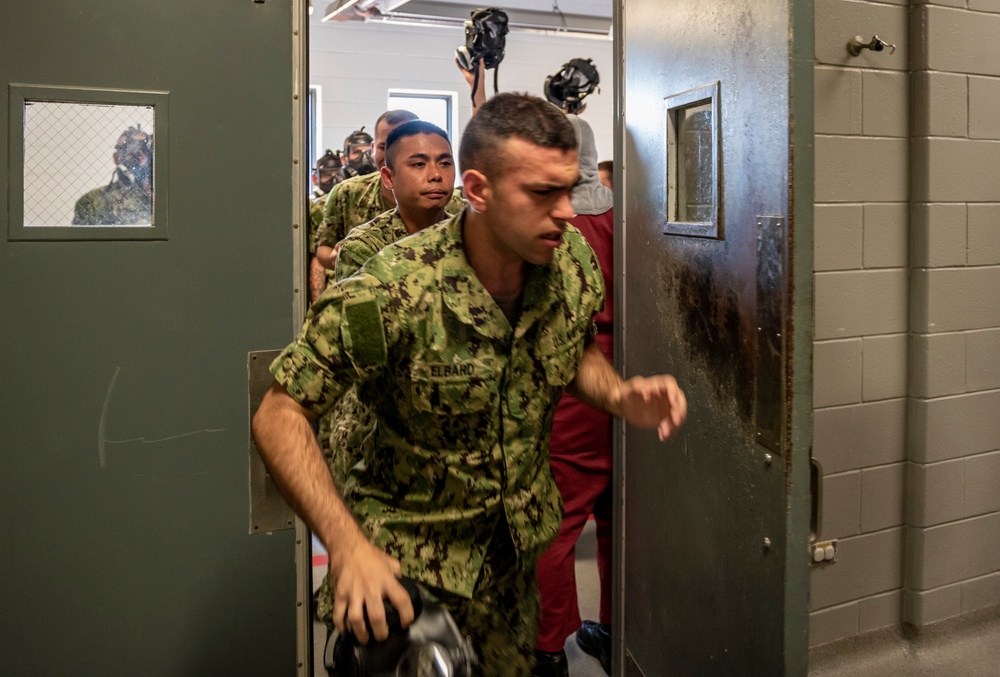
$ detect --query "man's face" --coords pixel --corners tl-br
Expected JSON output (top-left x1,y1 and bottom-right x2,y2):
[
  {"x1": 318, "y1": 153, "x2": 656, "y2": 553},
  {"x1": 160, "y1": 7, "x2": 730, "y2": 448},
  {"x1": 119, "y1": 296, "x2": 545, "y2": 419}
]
[
  {"x1": 479, "y1": 138, "x2": 578, "y2": 266},
  {"x1": 373, "y1": 119, "x2": 405, "y2": 170},
  {"x1": 384, "y1": 133, "x2": 455, "y2": 214}
]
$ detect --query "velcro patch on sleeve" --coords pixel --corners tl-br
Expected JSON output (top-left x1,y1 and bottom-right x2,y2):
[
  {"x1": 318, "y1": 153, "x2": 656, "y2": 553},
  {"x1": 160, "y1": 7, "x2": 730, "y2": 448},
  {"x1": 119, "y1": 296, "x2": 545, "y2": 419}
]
[{"x1": 343, "y1": 298, "x2": 387, "y2": 367}]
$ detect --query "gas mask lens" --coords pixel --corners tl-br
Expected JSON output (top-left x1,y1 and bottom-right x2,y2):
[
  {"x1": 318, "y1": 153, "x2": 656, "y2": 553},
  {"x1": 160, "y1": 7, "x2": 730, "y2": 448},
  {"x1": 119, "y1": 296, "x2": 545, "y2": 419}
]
[{"x1": 398, "y1": 643, "x2": 453, "y2": 677}]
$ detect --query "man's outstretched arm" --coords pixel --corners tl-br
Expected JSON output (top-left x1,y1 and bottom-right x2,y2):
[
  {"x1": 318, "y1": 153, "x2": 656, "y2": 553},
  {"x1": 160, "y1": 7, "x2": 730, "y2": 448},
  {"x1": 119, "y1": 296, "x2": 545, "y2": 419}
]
[
  {"x1": 251, "y1": 382, "x2": 414, "y2": 641},
  {"x1": 567, "y1": 342, "x2": 688, "y2": 441}
]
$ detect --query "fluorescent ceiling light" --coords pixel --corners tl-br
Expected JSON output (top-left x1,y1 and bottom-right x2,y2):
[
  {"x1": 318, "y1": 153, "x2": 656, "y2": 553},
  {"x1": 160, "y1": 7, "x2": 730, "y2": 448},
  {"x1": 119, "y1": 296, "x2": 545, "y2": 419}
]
[
  {"x1": 367, "y1": 12, "x2": 610, "y2": 40},
  {"x1": 322, "y1": 0, "x2": 361, "y2": 21}
]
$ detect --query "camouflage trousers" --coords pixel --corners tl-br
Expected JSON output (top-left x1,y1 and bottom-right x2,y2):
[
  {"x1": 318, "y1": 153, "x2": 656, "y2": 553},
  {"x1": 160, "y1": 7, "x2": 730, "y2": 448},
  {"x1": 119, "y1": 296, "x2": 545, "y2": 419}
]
[{"x1": 316, "y1": 523, "x2": 541, "y2": 676}]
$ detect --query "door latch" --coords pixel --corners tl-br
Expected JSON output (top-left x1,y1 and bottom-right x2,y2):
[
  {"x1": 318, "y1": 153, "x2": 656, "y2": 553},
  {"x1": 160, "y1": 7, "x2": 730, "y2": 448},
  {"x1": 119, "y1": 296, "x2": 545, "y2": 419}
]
[{"x1": 847, "y1": 35, "x2": 896, "y2": 57}]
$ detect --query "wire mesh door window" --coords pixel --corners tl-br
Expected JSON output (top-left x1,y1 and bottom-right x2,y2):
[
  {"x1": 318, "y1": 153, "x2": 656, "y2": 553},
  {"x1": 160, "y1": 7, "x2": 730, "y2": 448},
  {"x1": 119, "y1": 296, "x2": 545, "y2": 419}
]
[{"x1": 23, "y1": 101, "x2": 155, "y2": 227}]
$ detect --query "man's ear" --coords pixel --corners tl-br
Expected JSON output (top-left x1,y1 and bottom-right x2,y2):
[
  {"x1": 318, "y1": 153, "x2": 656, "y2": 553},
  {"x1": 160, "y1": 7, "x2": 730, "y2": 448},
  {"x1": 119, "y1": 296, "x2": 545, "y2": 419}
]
[
  {"x1": 461, "y1": 168, "x2": 490, "y2": 213},
  {"x1": 380, "y1": 165, "x2": 394, "y2": 192}
]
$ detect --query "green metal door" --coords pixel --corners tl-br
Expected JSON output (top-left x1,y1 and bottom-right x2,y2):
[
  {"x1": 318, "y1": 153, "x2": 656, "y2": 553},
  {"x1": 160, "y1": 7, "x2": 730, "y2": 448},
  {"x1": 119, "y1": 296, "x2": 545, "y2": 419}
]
[
  {"x1": 614, "y1": 0, "x2": 814, "y2": 674},
  {"x1": 0, "y1": 2, "x2": 301, "y2": 674}
]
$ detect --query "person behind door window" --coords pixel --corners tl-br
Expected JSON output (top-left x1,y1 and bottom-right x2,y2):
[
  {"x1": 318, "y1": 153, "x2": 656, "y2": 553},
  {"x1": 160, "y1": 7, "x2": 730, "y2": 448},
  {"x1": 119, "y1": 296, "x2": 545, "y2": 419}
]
[
  {"x1": 251, "y1": 93, "x2": 687, "y2": 676},
  {"x1": 313, "y1": 110, "x2": 465, "y2": 275},
  {"x1": 315, "y1": 119, "x2": 457, "y2": 500},
  {"x1": 597, "y1": 160, "x2": 613, "y2": 191},
  {"x1": 309, "y1": 149, "x2": 345, "y2": 302},
  {"x1": 73, "y1": 125, "x2": 152, "y2": 225},
  {"x1": 533, "y1": 115, "x2": 616, "y2": 677}
]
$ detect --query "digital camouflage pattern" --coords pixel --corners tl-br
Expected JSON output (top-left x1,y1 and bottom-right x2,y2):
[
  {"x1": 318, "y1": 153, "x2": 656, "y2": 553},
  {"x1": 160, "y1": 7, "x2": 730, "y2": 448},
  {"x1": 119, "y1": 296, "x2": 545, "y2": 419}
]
[
  {"x1": 317, "y1": 170, "x2": 466, "y2": 249},
  {"x1": 272, "y1": 210, "x2": 603, "y2": 663},
  {"x1": 72, "y1": 181, "x2": 151, "y2": 225},
  {"x1": 315, "y1": 208, "x2": 413, "y2": 484},
  {"x1": 308, "y1": 188, "x2": 329, "y2": 255},
  {"x1": 316, "y1": 520, "x2": 542, "y2": 676},
  {"x1": 334, "y1": 208, "x2": 412, "y2": 279},
  {"x1": 273, "y1": 209, "x2": 604, "y2": 593},
  {"x1": 316, "y1": 172, "x2": 392, "y2": 249}
]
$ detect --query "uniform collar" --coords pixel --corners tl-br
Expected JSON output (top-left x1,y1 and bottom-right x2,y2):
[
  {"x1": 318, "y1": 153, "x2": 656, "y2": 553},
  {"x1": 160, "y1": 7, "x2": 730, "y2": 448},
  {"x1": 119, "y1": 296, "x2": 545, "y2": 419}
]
[
  {"x1": 439, "y1": 212, "x2": 565, "y2": 341},
  {"x1": 361, "y1": 170, "x2": 394, "y2": 213}
]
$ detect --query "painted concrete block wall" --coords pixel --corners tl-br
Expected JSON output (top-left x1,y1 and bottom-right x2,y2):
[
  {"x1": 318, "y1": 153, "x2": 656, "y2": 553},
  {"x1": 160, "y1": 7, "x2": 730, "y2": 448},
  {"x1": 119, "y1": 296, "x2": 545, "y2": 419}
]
[
  {"x1": 811, "y1": 0, "x2": 1000, "y2": 648},
  {"x1": 307, "y1": 17, "x2": 614, "y2": 170},
  {"x1": 906, "y1": 0, "x2": 1000, "y2": 629},
  {"x1": 810, "y1": 0, "x2": 911, "y2": 647}
]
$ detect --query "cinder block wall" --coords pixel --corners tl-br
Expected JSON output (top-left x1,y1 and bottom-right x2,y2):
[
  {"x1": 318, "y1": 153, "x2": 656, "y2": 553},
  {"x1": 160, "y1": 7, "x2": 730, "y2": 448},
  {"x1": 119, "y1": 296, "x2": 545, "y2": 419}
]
[
  {"x1": 810, "y1": 0, "x2": 1000, "y2": 647},
  {"x1": 905, "y1": 0, "x2": 1000, "y2": 627}
]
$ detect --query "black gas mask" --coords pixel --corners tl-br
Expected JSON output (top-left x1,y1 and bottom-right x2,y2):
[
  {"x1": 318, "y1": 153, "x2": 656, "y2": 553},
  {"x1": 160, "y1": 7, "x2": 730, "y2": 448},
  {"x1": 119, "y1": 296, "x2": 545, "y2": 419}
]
[
  {"x1": 342, "y1": 127, "x2": 377, "y2": 179},
  {"x1": 455, "y1": 7, "x2": 509, "y2": 106},
  {"x1": 544, "y1": 58, "x2": 601, "y2": 114},
  {"x1": 113, "y1": 126, "x2": 153, "y2": 188},
  {"x1": 315, "y1": 149, "x2": 344, "y2": 193},
  {"x1": 324, "y1": 578, "x2": 477, "y2": 677}
]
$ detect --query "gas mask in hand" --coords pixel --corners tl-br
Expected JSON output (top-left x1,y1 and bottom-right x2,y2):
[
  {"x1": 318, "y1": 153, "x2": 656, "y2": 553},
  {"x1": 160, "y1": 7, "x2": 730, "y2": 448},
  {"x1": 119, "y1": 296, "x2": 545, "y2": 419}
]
[{"x1": 325, "y1": 578, "x2": 477, "y2": 677}]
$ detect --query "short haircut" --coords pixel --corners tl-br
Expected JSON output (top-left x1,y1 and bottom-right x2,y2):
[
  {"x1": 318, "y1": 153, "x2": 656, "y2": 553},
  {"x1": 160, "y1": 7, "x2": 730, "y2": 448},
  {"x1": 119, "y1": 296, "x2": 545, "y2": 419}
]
[
  {"x1": 384, "y1": 120, "x2": 451, "y2": 169},
  {"x1": 375, "y1": 109, "x2": 419, "y2": 133},
  {"x1": 598, "y1": 160, "x2": 613, "y2": 173},
  {"x1": 459, "y1": 92, "x2": 576, "y2": 179}
]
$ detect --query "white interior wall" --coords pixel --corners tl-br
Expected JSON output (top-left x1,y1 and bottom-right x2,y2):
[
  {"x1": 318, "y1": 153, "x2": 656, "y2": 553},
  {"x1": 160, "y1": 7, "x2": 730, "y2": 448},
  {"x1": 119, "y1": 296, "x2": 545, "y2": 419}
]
[{"x1": 308, "y1": 18, "x2": 614, "y2": 168}]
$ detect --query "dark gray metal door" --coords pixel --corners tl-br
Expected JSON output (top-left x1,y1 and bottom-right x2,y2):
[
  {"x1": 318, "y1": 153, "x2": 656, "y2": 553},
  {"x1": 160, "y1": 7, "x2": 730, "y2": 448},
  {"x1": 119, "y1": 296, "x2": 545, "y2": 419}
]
[
  {"x1": 0, "y1": 2, "x2": 301, "y2": 674},
  {"x1": 614, "y1": 0, "x2": 813, "y2": 674}
]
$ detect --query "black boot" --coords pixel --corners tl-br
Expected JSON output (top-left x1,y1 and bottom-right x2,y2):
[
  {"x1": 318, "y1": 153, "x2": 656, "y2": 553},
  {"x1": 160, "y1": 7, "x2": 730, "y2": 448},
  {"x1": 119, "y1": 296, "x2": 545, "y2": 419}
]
[
  {"x1": 533, "y1": 648, "x2": 569, "y2": 677},
  {"x1": 575, "y1": 620, "x2": 611, "y2": 675}
]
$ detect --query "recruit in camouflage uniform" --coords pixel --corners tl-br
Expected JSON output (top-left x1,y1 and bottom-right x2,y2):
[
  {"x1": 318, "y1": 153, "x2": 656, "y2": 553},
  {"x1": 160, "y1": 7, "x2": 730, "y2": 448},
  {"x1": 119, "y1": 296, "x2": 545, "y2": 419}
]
[
  {"x1": 271, "y1": 210, "x2": 605, "y2": 675},
  {"x1": 73, "y1": 181, "x2": 151, "y2": 225},
  {"x1": 316, "y1": 169, "x2": 465, "y2": 250}
]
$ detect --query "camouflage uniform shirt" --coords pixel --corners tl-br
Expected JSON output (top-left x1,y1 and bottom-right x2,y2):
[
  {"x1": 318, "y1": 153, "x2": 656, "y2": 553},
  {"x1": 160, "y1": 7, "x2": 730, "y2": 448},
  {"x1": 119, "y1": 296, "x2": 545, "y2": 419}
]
[
  {"x1": 319, "y1": 208, "x2": 464, "y2": 483},
  {"x1": 308, "y1": 188, "x2": 329, "y2": 255},
  {"x1": 317, "y1": 170, "x2": 466, "y2": 249},
  {"x1": 272, "y1": 210, "x2": 605, "y2": 598},
  {"x1": 73, "y1": 181, "x2": 151, "y2": 225}
]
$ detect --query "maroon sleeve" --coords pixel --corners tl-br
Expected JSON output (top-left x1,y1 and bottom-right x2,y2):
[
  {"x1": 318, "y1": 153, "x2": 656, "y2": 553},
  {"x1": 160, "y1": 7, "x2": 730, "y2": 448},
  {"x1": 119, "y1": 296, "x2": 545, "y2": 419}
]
[{"x1": 570, "y1": 209, "x2": 614, "y2": 336}]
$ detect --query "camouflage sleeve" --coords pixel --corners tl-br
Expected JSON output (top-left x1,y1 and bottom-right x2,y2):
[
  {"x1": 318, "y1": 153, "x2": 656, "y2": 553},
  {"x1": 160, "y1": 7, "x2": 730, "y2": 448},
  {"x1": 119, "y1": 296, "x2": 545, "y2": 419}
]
[
  {"x1": 308, "y1": 199, "x2": 325, "y2": 254},
  {"x1": 72, "y1": 192, "x2": 98, "y2": 225},
  {"x1": 445, "y1": 189, "x2": 466, "y2": 216},
  {"x1": 333, "y1": 238, "x2": 371, "y2": 281},
  {"x1": 269, "y1": 275, "x2": 393, "y2": 415},
  {"x1": 568, "y1": 226, "x2": 606, "y2": 345},
  {"x1": 317, "y1": 184, "x2": 346, "y2": 249}
]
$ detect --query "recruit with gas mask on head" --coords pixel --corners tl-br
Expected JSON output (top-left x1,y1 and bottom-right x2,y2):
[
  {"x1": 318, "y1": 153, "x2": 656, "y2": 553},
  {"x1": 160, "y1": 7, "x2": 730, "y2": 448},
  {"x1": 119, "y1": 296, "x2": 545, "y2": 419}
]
[
  {"x1": 113, "y1": 126, "x2": 153, "y2": 189},
  {"x1": 339, "y1": 127, "x2": 378, "y2": 180},
  {"x1": 544, "y1": 57, "x2": 600, "y2": 115},
  {"x1": 455, "y1": 7, "x2": 509, "y2": 107},
  {"x1": 324, "y1": 577, "x2": 476, "y2": 677}
]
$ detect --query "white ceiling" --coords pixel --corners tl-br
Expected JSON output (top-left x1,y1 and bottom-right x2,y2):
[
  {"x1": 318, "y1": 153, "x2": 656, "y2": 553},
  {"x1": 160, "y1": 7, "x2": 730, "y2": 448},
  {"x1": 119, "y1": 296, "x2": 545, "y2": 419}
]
[
  {"x1": 421, "y1": 0, "x2": 612, "y2": 19},
  {"x1": 313, "y1": 0, "x2": 612, "y2": 31}
]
